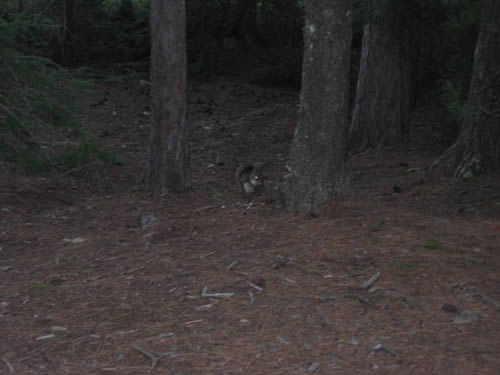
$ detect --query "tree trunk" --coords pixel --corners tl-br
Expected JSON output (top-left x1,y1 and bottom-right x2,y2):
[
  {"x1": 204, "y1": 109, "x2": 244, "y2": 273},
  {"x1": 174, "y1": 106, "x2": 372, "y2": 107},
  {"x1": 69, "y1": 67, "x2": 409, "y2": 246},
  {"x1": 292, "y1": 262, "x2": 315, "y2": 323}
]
[
  {"x1": 432, "y1": 0, "x2": 500, "y2": 177},
  {"x1": 348, "y1": 2, "x2": 412, "y2": 153},
  {"x1": 283, "y1": 0, "x2": 352, "y2": 212},
  {"x1": 144, "y1": 0, "x2": 191, "y2": 193}
]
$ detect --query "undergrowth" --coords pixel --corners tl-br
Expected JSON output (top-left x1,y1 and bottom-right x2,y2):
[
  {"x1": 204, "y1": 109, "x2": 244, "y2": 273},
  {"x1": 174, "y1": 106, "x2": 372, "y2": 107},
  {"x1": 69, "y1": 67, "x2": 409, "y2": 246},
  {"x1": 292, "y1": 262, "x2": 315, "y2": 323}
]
[{"x1": 0, "y1": 15, "x2": 124, "y2": 174}]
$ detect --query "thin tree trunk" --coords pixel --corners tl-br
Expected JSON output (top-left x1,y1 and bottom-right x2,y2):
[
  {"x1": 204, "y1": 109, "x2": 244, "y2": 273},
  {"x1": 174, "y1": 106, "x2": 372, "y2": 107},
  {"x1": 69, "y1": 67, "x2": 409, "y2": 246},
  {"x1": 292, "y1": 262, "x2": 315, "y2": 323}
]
[
  {"x1": 144, "y1": 0, "x2": 191, "y2": 193},
  {"x1": 283, "y1": 0, "x2": 352, "y2": 212},
  {"x1": 431, "y1": 0, "x2": 500, "y2": 177},
  {"x1": 348, "y1": 2, "x2": 412, "y2": 152}
]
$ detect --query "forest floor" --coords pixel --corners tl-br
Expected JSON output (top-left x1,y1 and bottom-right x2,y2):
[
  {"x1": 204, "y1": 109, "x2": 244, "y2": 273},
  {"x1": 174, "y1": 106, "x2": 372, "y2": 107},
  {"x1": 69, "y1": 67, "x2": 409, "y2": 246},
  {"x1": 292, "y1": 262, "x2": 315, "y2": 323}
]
[{"x1": 1, "y1": 71, "x2": 499, "y2": 375}]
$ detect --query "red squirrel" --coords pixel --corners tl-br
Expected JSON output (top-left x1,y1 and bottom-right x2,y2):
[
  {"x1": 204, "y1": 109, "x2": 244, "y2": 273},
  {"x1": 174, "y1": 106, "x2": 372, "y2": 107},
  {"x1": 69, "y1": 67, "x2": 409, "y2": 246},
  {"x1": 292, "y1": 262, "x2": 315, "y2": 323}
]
[{"x1": 235, "y1": 162, "x2": 266, "y2": 194}]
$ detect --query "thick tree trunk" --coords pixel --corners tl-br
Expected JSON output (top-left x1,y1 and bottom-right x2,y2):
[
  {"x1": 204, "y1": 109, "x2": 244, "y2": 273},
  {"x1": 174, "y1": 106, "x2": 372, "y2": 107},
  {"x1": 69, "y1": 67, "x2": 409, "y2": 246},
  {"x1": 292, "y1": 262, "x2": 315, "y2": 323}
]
[
  {"x1": 432, "y1": 0, "x2": 500, "y2": 177},
  {"x1": 283, "y1": 0, "x2": 352, "y2": 212},
  {"x1": 144, "y1": 0, "x2": 191, "y2": 193},
  {"x1": 348, "y1": 2, "x2": 412, "y2": 153}
]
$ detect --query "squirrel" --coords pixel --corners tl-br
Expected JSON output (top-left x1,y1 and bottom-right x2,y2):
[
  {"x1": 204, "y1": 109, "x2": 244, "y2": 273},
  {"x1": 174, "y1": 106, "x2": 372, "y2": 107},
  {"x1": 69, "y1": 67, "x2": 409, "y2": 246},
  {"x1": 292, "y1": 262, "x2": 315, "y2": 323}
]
[{"x1": 235, "y1": 162, "x2": 266, "y2": 194}]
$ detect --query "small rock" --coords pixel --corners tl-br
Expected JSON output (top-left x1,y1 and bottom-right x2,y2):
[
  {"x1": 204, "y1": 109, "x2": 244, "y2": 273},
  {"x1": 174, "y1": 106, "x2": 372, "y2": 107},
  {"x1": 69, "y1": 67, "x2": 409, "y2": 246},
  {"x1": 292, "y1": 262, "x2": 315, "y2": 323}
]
[
  {"x1": 140, "y1": 212, "x2": 158, "y2": 229},
  {"x1": 454, "y1": 310, "x2": 479, "y2": 324}
]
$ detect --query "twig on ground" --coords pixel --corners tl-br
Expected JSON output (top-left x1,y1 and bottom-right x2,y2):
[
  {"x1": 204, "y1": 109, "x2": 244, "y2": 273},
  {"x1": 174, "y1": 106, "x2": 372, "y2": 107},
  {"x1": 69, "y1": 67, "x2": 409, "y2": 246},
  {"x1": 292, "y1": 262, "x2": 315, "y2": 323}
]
[
  {"x1": 192, "y1": 203, "x2": 224, "y2": 213},
  {"x1": 343, "y1": 292, "x2": 374, "y2": 305},
  {"x1": 248, "y1": 290, "x2": 255, "y2": 304},
  {"x1": 361, "y1": 272, "x2": 381, "y2": 289},
  {"x1": 201, "y1": 286, "x2": 234, "y2": 298},
  {"x1": 372, "y1": 343, "x2": 399, "y2": 356},
  {"x1": 227, "y1": 260, "x2": 240, "y2": 271},
  {"x1": 247, "y1": 281, "x2": 264, "y2": 292},
  {"x1": 1, "y1": 356, "x2": 14, "y2": 374},
  {"x1": 132, "y1": 345, "x2": 160, "y2": 374}
]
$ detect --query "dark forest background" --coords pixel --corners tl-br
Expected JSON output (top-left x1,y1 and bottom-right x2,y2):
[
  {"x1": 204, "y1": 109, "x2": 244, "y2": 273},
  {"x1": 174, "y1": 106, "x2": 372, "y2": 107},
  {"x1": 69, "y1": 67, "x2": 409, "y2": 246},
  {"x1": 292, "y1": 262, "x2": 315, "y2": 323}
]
[{"x1": 0, "y1": 0, "x2": 482, "y2": 174}]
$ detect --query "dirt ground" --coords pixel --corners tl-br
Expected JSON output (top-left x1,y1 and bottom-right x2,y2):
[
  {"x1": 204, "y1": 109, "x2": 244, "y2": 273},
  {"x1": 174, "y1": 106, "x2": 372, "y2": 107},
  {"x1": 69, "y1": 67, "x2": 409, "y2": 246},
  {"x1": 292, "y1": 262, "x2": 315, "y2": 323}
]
[{"x1": 1, "y1": 74, "x2": 499, "y2": 375}]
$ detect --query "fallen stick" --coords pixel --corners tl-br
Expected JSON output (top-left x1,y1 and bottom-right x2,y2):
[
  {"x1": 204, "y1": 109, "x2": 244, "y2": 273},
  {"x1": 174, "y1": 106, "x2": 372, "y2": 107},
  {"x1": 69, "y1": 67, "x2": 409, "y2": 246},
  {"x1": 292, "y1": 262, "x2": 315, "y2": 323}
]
[
  {"x1": 201, "y1": 286, "x2": 234, "y2": 298},
  {"x1": 132, "y1": 345, "x2": 160, "y2": 374},
  {"x1": 247, "y1": 281, "x2": 263, "y2": 292},
  {"x1": 248, "y1": 290, "x2": 255, "y2": 304},
  {"x1": 361, "y1": 272, "x2": 381, "y2": 289},
  {"x1": 227, "y1": 260, "x2": 240, "y2": 271},
  {"x1": 2, "y1": 356, "x2": 14, "y2": 374},
  {"x1": 193, "y1": 204, "x2": 224, "y2": 213},
  {"x1": 372, "y1": 343, "x2": 399, "y2": 356}
]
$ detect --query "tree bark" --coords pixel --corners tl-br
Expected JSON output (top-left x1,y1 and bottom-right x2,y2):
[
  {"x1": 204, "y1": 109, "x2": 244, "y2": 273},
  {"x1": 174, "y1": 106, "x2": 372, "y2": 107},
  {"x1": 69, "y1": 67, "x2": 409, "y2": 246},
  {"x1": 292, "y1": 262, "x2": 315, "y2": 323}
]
[
  {"x1": 432, "y1": 0, "x2": 500, "y2": 177},
  {"x1": 348, "y1": 2, "x2": 412, "y2": 152},
  {"x1": 283, "y1": 0, "x2": 352, "y2": 212},
  {"x1": 144, "y1": 0, "x2": 191, "y2": 193}
]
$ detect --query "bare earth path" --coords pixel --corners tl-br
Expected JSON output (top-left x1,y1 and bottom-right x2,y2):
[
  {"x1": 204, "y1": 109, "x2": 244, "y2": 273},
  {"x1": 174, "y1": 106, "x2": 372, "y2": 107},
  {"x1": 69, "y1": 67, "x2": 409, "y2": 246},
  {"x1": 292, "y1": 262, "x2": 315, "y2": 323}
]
[{"x1": 1, "y1": 77, "x2": 499, "y2": 374}]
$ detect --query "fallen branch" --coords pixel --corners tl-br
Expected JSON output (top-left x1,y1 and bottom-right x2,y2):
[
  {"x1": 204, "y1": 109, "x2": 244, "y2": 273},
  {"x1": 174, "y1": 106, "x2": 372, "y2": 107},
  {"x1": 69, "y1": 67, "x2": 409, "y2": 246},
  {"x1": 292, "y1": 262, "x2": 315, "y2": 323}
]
[
  {"x1": 193, "y1": 203, "x2": 224, "y2": 213},
  {"x1": 248, "y1": 290, "x2": 255, "y2": 304},
  {"x1": 372, "y1": 343, "x2": 399, "y2": 356},
  {"x1": 227, "y1": 260, "x2": 240, "y2": 271},
  {"x1": 1, "y1": 356, "x2": 14, "y2": 374},
  {"x1": 247, "y1": 281, "x2": 264, "y2": 292},
  {"x1": 132, "y1": 345, "x2": 160, "y2": 374},
  {"x1": 361, "y1": 272, "x2": 381, "y2": 289}
]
